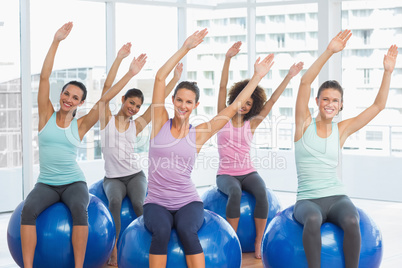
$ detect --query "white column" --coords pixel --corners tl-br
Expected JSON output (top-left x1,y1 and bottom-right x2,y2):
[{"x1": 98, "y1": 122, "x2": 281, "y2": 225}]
[
  {"x1": 106, "y1": 2, "x2": 116, "y2": 72},
  {"x1": 20, "y1": 0, "x2": 33, "y2": 199},
  {"x1": 247, "y1": 0, "x2": 256, "y2": 77},
  {"x1": 177, "y1": 2, "x2": 187, "y2": 80},
  {"x1": 317, "y1": 0, "x2": 342, "y2": 85}
]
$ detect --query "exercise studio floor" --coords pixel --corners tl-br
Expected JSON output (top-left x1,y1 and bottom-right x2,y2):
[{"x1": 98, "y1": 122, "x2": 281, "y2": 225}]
[{"x1": 1, "y1": 190, "x2": 402, "y2": 268}]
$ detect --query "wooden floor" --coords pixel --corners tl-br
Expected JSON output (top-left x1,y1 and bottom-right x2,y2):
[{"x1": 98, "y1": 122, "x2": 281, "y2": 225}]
[{"x1": 102, "y1": 253, "x2": 262, "y2": 267}]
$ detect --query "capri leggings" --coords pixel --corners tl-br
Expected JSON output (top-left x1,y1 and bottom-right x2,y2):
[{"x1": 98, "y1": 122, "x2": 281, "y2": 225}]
[
  {"x1": 216, "y1": 171, "x2": 268, "y2": 219},
  {"x1": 21, "y1": 181, "x2": 89, "y2": 226},
  {"x1": 103, "y1": 170, "x2": 147, "y2": 237},
  {"x1": 143, "y1": 201, "x2": 204, "y2": 255},
  {"x1": 293, "y1": 195, "x2": 361, "y2": 268}
]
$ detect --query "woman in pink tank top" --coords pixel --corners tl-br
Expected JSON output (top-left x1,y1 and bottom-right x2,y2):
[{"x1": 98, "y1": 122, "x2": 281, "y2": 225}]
[
  {"x1": 144, "y1": 29, "x2": 275, "y2": 267},
  {"x1": 216, "y1": 41, "x2": 303, "y2": 259}
]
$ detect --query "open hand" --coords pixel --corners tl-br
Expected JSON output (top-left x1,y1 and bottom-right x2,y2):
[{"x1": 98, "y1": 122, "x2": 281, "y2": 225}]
[
  {"x1": 327, "y1": 29, "x2": 352, "y2": 54},
  {"x1": 226, "y1": 41, "x2": 242, "y2": 58},
  {"x1": 254, "y1": 54, "x2": 275, "y2": 79},
  {"x1": 384, "y1": 44, "x2": 398, "y2": 73},
  {"x1": 129, "y1": 53, "x2": 147, "y2": 76},
  {"x1": 183, "y1": 28, "x2": 208, "y2": 50},
  {"x1": 54, "y1": 22, "x2": 73, "y2": 42}
]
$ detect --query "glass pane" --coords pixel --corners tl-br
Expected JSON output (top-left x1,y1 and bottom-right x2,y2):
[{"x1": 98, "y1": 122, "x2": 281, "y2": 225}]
[
  {"x1": 187, "y1": 7, "x2": 248, "y2": 123},
  {"x1": 256, "y1": 3, "x2": 318, "y2": 150},
  {"x1": 116, "y1": 3, "x2": 178, "y2": 154},
  {"x1": 342, "y1": 0, "x2": 402, "y2": 156},
  {"x1": 0, "y1": 0, "x2": 21, "y2": 169},
  {"x1": 341, "y1": 0, "x2": 402, "y2": 203},
  {"x1": 31, "y1": 0, "x2": 106, "y2": 164}
]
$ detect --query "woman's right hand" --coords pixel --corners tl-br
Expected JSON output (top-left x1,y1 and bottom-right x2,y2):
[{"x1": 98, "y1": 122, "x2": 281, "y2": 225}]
[
  {"x1": 54, "y1": 22, "x2": 73, "y2": 42},
  {"x1": 117, "y1": 42, "x2": 132, "y2": 59},
  {"x1": 327, "y1": 29, "x2": 352, "y2": 54},
  {"x1": 254, "y1": 54, "x2": 274, "y2": 79},
  {"x1": 183, "y1": 28, "x2": 208, "y2": 50},
  {"x1": 226, "y1": 41, "x2": 242, "y2": 59}
]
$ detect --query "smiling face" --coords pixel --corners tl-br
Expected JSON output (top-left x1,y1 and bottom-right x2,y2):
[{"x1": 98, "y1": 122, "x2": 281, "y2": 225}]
[
  {"x1": 121, "y1": 96, "x2": 142, "y2": 117},
  {"x1": 316, "y1": 88, "x2": 343, "y2": 120},
  {"x1": 238, "y1": 97, "x2": 254, "y2": 115},
  {"x1": 59, "y1": 84, "x2": 85, "y2": 113},
  {"x1": 172, "y1": 88, "x2": 199, "y2": 120}
]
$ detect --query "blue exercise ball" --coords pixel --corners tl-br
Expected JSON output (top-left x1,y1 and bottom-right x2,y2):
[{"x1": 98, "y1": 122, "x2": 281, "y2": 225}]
[
  {"x1": 118, "y1": 209, "x2": 242, "y2": 268},
  {"x1": 261, "y1": 205, "x2": 383, "y2": 268},
  {"x1": 89, "y1": 179, "x2": 137, "y2": 239},
  {"x1": 7, "y1": 194, "x2": 115, "y2": 268},
  {"x1": 201, "y1": 186, "x2": 281, "y2": 252}
]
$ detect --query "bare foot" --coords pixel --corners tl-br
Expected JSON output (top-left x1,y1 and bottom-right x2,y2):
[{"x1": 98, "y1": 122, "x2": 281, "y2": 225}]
[
  {"x1": 254, "y1": 240, "x2": 262, "y2": 259},
  {"x1": 107, "y1": 246, "x2": 118, "y2": 267}
]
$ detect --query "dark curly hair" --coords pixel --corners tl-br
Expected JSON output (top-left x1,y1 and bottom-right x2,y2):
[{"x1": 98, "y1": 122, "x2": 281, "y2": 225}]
[{"x1": 227, "y1": 79, "x2": 267, "y2": 121}]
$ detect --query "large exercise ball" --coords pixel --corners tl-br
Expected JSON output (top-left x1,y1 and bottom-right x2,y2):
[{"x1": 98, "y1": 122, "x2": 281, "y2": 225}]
[
  {"x1": 261, "y1": 205, "x2": 383, "y2": 268},
  {"x1": 118, "y1": 209, "x2": 242, "y2": 268},
  {"x1": 89, "y1": 179, "x2": 137, "y2": 238},
  {"x1": 201, "y1": 186, "x2": 281, "y2": 252},
  {"x1": 7, "y1": 194, "x2": 115, "y2": 268}
]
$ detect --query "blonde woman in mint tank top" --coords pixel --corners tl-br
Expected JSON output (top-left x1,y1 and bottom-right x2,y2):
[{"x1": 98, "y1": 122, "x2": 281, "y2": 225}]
[
  {"x1": 20, "y1": 22, "x2": 145, "y2": 268},
  {"x1": 216, "y1": 41, "x2": 303, "y2": 259},
  {"x1": 294, "y1": 29, "x2": 398, "y2": 268},
  {"x1": 144, "y1": 29, "x2": 274, "y2": 268},
  {"x1": 98, "y1": 43, "x2": 182, "y2": 267}
]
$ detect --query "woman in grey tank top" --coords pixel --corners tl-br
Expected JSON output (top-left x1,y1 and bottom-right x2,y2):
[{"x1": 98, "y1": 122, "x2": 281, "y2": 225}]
[{"x1": 294, "y1": 29, "x2": 398, "y2": 268}]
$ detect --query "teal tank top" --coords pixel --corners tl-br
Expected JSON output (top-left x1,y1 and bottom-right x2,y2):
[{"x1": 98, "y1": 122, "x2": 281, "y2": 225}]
[
  {"x1": 37, "y1": 112, "x2": 85, "y2": 185},
  {"x1": 294, "y1": 118, "x2": 346, "y2": 201}
]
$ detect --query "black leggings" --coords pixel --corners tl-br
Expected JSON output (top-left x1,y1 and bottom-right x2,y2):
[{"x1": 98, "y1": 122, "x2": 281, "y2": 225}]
[
  {"x1": 103, "y1": 171, "x2": 147, "y2": 238},
  {"x1": 293, "y1": 195, "x2": 361, "y2": 268},
  {"x1": 143, "y1": 201, "x2": 204, "y2": 255},
  {"x1": 216, "y1": 172, "x2": 268, "y2": 219},
  {"x1": 21, "y1": 181, "x2": 89, "y2": 226}
]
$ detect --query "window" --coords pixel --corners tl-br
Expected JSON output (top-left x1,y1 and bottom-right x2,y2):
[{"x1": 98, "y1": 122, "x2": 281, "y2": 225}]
[
  {"x1": 203, "y1": 88, "x2": 214, "y2": 96},
  {"x1": 363, "y1": 69, "x2": 371, "y2": 84},
  {"x1": 283, "y1": 88, "x2": 293, "y2": 97},
  {"x1": 279, "y1": 107, "x2": 293, "y2": 117},
  {"x1": 188, "y1": 71, "x2": 197, "y2": 81},
  {"x1": 366, "y1": 131, "x2": 383, "y2": 141}
]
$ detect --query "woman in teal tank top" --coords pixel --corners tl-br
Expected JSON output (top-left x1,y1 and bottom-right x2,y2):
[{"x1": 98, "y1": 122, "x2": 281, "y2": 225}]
[
  {"x1": 20, "y1": 22, "x2": 145, "y2": 268},
  {"x1": 294, "y1": 29, "x2": 398, "y2": 268}
]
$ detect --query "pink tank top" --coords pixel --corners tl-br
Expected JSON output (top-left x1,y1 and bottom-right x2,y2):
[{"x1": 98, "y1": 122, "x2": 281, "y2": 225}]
[
  {"x1": 217, "y1": 120, "x2": 256, "y2": 176},
  {"x1": 144, "y1": 119, "x2": 202, "y2": 210}
]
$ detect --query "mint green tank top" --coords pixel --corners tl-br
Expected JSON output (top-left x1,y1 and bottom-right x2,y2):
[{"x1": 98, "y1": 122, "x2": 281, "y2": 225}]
[
  {"x1": 294, "y1": 118, "x2": 346, "y2": 201},
  {"x1": 37, "y1": 112, "x2": 85, "y2": 185}
]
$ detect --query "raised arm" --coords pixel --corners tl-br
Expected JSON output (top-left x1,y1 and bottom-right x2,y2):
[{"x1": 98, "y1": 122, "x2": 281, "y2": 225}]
[
  {"x1": 77, "y1": 54, "x2": 147, "y2": 140},
  {"x1": 38, "y1": 22, "x2": 73, "y2": 131},
  {"x1": 135, "y1": 62, "x2": 183, "y2": 135},
  {"x1": 218, "y1": 41, "x2": 242, "y2": 113},
  {"x1": 294, "y1": 30, "x2": 351, "y2": 141},
  {"x1": 250, "y1": 61, "x2": 304, "y2": 130},
  {"x1": 338, "y1": 44, "x2": 398, "y2": 146},
  {"x1": 100, "y1": 42, "x2": 132, "y2": 130},
  {"x1": 196, "y1": 54, "x2": 274, "y2": 149},
  {"x1": 151, "y1": 29, "x2": 208, "y2": 139}
]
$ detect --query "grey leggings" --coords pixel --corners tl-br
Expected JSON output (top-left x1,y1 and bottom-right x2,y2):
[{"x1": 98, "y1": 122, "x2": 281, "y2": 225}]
[
  {"x1": 103, "y1": 171, "x2": 147, "y2": 238},
  {"x1": 293, "y1": 195, "x2": 361, "y2": 268},
  {"x1": 21, "y1": 181, "x2": 89, "y2": 226},
  {"x1": 216, "y1": 171, "x2": 268, "y2": 219}
]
